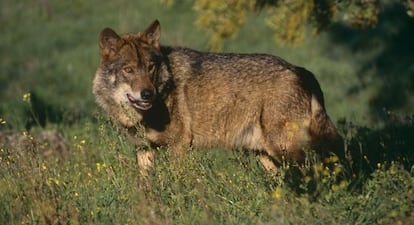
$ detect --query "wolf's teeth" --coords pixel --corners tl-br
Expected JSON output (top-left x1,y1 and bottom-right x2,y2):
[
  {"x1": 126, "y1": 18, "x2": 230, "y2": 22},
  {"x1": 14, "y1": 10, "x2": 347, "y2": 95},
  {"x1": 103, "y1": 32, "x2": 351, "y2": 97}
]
[{"x1": 129, "y1": 100, "x2": 152, "y2": 111}]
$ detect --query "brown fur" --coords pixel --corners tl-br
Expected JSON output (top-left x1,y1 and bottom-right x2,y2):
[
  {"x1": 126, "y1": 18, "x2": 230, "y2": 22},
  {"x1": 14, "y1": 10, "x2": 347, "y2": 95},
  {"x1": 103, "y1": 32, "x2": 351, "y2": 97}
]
[{"x1": 92, "y1": 20, "x2": 344, "y2": 174}]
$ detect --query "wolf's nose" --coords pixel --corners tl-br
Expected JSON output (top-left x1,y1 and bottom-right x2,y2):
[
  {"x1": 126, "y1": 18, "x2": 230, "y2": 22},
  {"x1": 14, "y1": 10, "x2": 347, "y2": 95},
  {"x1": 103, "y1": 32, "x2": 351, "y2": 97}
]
[{"x1": 141, "y1": 89, "x2": 154, "y2": 100}]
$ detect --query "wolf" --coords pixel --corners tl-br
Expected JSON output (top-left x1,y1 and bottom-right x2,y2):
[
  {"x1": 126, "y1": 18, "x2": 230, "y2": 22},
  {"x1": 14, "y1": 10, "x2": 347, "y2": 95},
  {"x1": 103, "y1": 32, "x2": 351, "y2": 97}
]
[{"x1": 92, "y1": 19, "x2": 344, "y2": 174}]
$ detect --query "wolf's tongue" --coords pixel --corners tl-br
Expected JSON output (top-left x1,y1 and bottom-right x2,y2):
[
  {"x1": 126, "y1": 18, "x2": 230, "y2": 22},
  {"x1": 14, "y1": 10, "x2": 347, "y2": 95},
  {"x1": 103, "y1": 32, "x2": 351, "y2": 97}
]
[
  {"x1": 126, "y1": 93, "x2": 152, "y2": 110},
  {"x1": 126, "y1": 93, "x2": 137, "y2": 103}
]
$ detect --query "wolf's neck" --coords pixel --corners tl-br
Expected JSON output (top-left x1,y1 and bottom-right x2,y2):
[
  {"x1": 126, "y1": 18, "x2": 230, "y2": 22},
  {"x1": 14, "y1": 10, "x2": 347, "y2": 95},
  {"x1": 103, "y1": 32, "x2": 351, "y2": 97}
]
[
  {"x1": 156, "y1": 46, "x2": 200, "y2": 96},
  {"x1": 160, "y1": 46, "x2": 201, "y2": 77}
]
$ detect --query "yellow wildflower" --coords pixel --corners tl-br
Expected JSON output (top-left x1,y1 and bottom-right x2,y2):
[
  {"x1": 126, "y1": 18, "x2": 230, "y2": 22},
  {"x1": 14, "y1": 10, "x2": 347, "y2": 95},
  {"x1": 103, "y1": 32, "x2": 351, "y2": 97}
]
[
  {"x1": 42, "y1": 163, "x2": 47, "y2": 171},
  {"x1": 22, "y1": 92, "x2": 31, "y2": 102},
  {"x1": 304, "y1": 176, "x2": 312, "y2": 183},
  {"x1": 272, "y1": 187, "x2": 284, "y2": 200},
  {"x1": 324, "y1": 155, "x2": 339, "y2": 164},
  {"x1": 96, "y1": 163, "x2": 102, "y2": 172}
]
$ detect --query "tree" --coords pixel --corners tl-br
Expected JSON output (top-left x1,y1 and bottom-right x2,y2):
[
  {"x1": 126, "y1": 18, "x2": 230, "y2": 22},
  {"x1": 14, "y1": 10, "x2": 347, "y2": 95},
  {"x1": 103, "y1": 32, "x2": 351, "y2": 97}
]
[{"x1": 163, "y1": 0, "x2": 414, "y2": 51}]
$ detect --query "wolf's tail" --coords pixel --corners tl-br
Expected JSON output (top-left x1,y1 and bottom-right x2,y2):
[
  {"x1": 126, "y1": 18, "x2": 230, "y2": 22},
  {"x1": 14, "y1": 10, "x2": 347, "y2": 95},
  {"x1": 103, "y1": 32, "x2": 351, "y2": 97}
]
[{"x1": 309, "y1": 95, "x2": 345, "y2": 159}]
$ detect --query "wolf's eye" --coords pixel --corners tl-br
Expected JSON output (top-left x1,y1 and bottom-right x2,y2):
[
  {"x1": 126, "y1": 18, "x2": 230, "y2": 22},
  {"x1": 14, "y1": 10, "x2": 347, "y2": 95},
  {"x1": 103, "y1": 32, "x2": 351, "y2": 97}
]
[{"x1": 123, "y1": 66, "x2": 134, "y2": 74}]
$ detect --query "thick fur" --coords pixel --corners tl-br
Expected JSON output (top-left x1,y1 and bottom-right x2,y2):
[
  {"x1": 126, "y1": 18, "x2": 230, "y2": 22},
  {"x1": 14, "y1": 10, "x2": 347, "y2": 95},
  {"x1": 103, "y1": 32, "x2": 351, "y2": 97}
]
[{"x1": 93, "y1": 20, "x2": 344, "y2": 172}]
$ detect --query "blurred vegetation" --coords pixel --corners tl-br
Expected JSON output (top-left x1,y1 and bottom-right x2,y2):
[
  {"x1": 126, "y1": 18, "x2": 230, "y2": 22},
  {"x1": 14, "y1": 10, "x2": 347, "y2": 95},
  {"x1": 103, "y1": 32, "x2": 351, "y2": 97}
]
[
  {"x1": 168, "y1": 0, "x2": 414, "y2": 50},
  {"x1": 0, "y1": 0, "x2": 413, "y2": 224}
]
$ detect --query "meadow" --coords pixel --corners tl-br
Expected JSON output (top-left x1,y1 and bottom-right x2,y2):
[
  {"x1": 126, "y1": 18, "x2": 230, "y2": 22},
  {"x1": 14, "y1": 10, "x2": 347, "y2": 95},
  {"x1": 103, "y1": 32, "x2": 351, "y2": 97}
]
[{"x1": 1, "y1": 1, "x2": 413, "y2": 224}]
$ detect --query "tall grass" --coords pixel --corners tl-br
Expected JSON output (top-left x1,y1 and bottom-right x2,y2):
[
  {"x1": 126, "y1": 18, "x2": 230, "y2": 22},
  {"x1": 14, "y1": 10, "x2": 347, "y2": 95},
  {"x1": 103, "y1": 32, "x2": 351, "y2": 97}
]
[{"x1": 1, "y1": 114, "x2": 413, "y2": 224}]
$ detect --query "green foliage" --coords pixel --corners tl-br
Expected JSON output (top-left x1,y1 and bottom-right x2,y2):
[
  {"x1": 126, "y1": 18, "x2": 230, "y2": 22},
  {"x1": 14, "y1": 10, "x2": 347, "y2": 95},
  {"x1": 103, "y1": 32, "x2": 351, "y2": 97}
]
[
  {"x1": 193, "y1": 0, "x2": 255, "y2": 50},
  {"x1": 265, "y1": 0, "x2": 338, "y2": 45},
  {"x1": 266, "y1": 162, "x2": 414, "y2": 225},
  {"x1": 1, "y1": 117, "x2": 413, "y2": 224},
  {"x1": 342, "y1": 0, "x2": 379, "y2": 28},
  {"x1": 165, "y1": 0, "x2": 413, "y2": 49}
]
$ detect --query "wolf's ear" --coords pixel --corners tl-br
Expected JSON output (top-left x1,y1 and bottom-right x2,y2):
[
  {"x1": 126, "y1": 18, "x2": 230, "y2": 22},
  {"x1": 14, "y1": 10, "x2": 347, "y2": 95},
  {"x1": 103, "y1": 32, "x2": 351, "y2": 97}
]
[
  {"x1": 142, "y1": 20, "x2": 160, "y2": 49},
  {"x1": 99, "y1": 28, "x2": 122, "y2": 56}
]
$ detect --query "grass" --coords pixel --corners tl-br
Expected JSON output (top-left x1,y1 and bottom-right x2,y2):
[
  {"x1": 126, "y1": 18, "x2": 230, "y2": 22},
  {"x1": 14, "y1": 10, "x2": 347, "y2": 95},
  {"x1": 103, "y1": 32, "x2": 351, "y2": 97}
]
[
  {"x1": 1, "y1": 1, "x2": 413, "y2": 224},
  {"x1": 1, "y1": 115, "x2": 413, "y2": 224}
]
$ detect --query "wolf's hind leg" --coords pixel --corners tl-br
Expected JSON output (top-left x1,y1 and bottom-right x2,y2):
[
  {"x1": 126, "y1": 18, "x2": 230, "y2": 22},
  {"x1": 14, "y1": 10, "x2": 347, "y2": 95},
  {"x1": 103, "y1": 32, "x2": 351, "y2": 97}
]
[{"x1": 258, "y1": 153, "x2": 279, "y2": 174}]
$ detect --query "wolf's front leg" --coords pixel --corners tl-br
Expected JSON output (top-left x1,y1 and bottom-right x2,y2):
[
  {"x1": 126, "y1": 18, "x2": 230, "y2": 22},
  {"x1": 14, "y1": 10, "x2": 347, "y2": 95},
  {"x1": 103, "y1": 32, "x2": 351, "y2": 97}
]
[{"x1": 136, "y1": 150, "x2": 155, "y2": 177}]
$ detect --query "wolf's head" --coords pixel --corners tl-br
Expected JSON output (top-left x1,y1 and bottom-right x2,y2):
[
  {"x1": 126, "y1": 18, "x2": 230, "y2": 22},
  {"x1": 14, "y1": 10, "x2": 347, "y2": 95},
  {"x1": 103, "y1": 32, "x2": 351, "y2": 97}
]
[{"x1": 93, "y1": 20, "x2": 161, "y2": 127}]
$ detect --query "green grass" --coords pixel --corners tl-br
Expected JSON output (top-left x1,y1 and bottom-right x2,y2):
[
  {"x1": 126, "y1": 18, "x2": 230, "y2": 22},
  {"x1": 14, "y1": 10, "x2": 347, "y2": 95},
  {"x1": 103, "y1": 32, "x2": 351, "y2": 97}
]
[
  {"x1": 1, "y1": 1, "x2": 413, "y2": 224},
  {"x1": 1, "y1": 116, "x2": 413, "y2": 224}
]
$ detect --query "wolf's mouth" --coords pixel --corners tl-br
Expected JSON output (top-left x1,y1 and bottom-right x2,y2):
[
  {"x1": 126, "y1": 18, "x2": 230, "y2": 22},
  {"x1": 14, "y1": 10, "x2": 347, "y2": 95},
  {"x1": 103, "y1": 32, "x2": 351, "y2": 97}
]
[{"x1": 126, "y1": 93, "x2": 152, "y2": 111}]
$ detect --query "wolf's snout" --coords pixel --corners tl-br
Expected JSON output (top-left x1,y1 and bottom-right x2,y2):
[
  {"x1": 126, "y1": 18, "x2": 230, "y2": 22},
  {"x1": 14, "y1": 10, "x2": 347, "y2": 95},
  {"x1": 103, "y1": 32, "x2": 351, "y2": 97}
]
[
  {"x1": 126, "y1": 92, "x2": 153, "y2": 111},
  {"x1": 141, "y1": 89, "x2": 154, "y2": 100}
]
